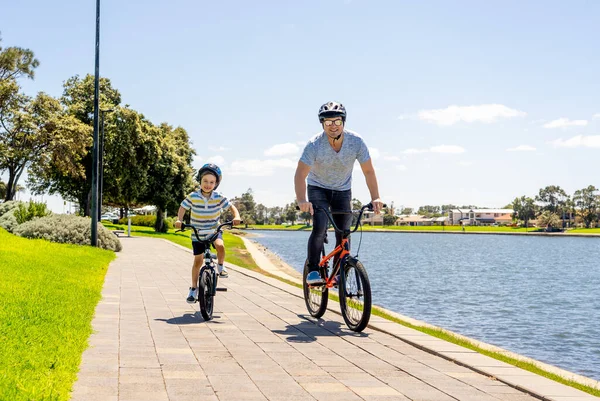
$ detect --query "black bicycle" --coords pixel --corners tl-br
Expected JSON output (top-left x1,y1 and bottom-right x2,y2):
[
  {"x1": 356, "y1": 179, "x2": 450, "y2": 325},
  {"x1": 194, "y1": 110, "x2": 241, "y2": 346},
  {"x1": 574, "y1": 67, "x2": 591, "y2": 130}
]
[
  {"x1": 176, "y1": 220, "x2": 240, "y2": 321},
  {"x1": 300, "y1": 202, "x2": 385, "y2": 332}
]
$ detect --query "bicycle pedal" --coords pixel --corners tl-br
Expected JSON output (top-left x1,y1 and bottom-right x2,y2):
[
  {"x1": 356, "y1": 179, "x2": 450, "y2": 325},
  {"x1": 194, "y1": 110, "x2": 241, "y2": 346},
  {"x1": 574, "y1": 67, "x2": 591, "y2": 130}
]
[{"x1": 216, "y1": 287, "x2": 228, "y2": 292}]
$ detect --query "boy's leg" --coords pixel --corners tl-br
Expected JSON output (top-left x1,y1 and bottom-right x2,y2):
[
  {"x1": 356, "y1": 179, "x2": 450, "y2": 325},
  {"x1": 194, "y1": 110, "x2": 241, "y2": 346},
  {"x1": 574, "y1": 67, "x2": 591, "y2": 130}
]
[
  {"x1": 187, "y1": 242, "x2": 206, "y2": 303},
  {"x1": 191, "y1": 255, "x2": 203, "y2": 287},
  {"x1": 213, "y1": 237, "x2": 228, "y2": 276}
]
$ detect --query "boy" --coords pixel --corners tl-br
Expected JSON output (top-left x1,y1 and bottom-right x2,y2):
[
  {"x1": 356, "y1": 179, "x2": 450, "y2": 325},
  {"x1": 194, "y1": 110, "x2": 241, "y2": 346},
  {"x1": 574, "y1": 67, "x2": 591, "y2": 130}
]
[{"x1": 175, "y1": 163, "x2": 241, "y2": 303}]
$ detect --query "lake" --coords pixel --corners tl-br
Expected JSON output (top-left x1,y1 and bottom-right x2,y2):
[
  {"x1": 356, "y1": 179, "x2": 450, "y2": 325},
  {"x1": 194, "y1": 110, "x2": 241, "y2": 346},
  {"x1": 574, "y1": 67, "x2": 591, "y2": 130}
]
[{"x1": 248, "y1": 230, "x2": 600, "y2": 381}]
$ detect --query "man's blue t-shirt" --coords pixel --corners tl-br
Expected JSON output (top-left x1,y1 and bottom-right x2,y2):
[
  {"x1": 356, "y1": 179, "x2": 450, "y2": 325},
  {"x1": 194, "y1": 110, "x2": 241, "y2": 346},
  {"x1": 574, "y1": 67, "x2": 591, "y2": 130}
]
[{"x1": 299, "y1": 130, "x2": 371, "y2": 191}]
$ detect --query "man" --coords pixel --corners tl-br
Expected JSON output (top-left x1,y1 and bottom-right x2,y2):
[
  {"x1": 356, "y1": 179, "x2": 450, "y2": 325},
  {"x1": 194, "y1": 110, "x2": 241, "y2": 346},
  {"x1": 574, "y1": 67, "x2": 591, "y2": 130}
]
[{"x1": 294, "y1": 101, "x2": 383, "y2": 285}]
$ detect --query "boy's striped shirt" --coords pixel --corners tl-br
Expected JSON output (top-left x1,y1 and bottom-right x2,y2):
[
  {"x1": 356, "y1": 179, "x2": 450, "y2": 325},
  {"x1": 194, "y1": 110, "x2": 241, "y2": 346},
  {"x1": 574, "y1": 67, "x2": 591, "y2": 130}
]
[{"x1": 180, "y1": 190, "x2": 231, "y2": 241}]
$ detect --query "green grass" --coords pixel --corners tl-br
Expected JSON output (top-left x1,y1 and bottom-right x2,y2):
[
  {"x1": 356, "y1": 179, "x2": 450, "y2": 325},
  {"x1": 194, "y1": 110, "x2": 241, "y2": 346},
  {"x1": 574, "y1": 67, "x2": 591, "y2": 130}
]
[
  {"x1": 244, "y1": 224, "x2": 542, "y2": 233},
  {"x1": 568, "y1": 227, "x2": 600, "y2": 234},
  {"x1": 103, "y1": 223, "x2": 600, "y2": 396},
  {"x1": 0, "y1": 228, "x2": 115, "y2": 401}
]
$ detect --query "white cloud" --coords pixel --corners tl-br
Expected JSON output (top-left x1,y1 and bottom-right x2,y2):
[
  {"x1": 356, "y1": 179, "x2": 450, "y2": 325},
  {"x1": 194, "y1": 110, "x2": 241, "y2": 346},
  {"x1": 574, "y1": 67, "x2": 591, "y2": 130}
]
[
  {"x1": 550, "y1": 135, "x2": 600, "y2": 148},
  {"x1": 418, "y1": 104, "x2": 526, "y2": 126},
  {"x1": 543, "y1": 118, "x2": 588, "y2": 129},
  {"x1": 458, "y1": 161, "x2": 474, "y2": 167},
  {"x1": 403, "y1": 145, "x2": 465, "y2": 154},
  {"x1": 430, "y1": 145, "x2": 465, "y2": 154},
  {"x1": 264, "y1": 143, "x2": 300, "y2": 156},
  {"x1": 506, "y1": 145, "x2": 536, "y2": 152},
  {"x1": 229, "y1": 158, "x2": 296, "y2": 176},
  {"x1": 396, "y1": 165, "x2": 408, "y2": 171},
  {"x1": 207, "y1": 155, "x2": 225, "y2": 165},
  {"x1": 369, "y1": 147, "x2": 380, "y2": 159},
  {"x1": 383, "y1": 155, "x2": 401, "y2": 161},
  {"x1": 209, "y1": 146, "x2": 229, "y2": 152},
  {"x1": 593, "y1": 113, "x2": 600, "y2": 120},
  {"x1": 403, "y1": 148, "x2": 428, "y2": 154}
]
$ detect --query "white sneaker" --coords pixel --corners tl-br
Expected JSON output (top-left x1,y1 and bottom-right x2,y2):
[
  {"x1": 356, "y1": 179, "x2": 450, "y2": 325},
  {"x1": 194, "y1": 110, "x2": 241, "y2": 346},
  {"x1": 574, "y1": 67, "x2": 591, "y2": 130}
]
[
  {"x1": 186, "y1": 287, "x2": 198, "y2": 304},
  {"x1": 218, "y1": 265, "x2": 229, "y2": 278}
]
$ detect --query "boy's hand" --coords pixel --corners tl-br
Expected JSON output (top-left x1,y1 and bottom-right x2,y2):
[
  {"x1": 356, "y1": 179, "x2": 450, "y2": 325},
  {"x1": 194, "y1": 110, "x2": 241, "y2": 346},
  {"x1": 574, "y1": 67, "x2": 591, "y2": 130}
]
[
  {"x1": 232, "y1": 218, "x2": 242, "y2": 226},
  {"x1": 175, "y1": 220, "x2": 182, "y2": 229}
]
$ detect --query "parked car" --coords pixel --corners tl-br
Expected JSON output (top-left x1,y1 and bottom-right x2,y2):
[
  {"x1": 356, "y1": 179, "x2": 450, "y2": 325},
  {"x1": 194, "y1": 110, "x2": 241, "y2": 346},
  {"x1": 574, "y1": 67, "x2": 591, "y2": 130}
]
[{"x1": 101, "y1": 213, "x2": 119, "y2": 224}]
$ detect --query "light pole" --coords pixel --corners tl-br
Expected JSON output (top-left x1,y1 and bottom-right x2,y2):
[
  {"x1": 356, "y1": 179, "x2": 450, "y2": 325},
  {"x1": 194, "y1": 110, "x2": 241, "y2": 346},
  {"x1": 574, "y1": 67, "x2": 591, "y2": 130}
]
[
  {"x1": 90, "y1": 0, "x2": 101, "y2": 246},
  {"x1": 98, "y1": 108, "x2": 114, "y2": 221}
]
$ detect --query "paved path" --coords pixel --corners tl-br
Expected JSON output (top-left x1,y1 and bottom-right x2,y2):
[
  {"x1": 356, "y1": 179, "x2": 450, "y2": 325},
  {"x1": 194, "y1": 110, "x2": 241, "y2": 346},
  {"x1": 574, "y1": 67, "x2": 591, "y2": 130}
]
[{"x1": 71, "y1": 237, "x2": 598, "y2": 401}]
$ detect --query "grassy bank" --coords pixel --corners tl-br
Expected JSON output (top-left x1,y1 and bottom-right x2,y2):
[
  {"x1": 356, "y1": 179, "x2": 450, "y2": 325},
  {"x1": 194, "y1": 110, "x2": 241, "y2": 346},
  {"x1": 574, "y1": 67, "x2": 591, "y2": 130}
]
[{"x1": 0, "y1": 228, "x2": 115, "y2": 401}]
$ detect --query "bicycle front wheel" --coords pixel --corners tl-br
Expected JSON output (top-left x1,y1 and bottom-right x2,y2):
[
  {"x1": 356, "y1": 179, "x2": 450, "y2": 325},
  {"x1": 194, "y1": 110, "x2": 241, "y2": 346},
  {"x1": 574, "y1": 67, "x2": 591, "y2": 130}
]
[
  {"x1": 303, "y1": 261, "x2": 328, "y2": 318},
  {"x1": 339, "y1": 258, "x2": 371, "y2": 332},
  {"x1": 198, "y1": 267, "x2": 214, "y2": 321}
]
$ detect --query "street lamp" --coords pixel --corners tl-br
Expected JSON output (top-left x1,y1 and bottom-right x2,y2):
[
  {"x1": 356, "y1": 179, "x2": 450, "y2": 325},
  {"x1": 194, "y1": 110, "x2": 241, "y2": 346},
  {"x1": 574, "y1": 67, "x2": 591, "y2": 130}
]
[
  {"x1": 98, "y1": 108, "x2": 114, "y2": 221},
  {"x1": 90, "y1": 0, "x2": 102, "y2": 246}
]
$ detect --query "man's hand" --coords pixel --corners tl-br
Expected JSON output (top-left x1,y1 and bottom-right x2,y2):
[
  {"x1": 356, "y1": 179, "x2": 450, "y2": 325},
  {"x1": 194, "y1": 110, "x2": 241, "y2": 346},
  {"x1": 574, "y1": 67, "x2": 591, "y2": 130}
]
[
  {"x1": 298, "y1": 200, "x2": 314, "y2": 215},
  {"x1": 232, "y1": 217, "x2": 242, "y2": 226},
  {"x1": 371, "y1": 198, "x2": 384, "y2": 214},
  {"x1": 175, "y1": 220, "x2": 182, "y2": 229}
]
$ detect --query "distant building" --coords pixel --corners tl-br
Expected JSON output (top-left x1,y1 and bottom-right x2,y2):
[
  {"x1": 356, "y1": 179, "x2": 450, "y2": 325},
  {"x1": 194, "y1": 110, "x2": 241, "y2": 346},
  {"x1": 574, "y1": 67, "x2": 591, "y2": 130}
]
[{"x1": 448, "y1": 208, "x2": 514, "y2": 225}]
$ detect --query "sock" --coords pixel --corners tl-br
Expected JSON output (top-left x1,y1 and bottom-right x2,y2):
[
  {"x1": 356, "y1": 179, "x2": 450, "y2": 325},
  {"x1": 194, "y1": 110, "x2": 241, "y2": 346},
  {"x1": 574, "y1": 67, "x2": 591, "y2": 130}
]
[{"x1": 219, "y1": 264, "x2": 226, "y2": 273}]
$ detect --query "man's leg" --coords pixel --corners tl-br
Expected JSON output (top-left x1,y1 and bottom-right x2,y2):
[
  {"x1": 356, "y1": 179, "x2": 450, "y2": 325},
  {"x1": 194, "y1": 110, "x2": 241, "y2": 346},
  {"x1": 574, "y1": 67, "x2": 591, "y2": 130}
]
[
  {"x1": 331, "y1": 189, "x2": 352, "y2": 250},
  {"x1": 306, "y1": 185, "x2": 331, "y2": 284}
]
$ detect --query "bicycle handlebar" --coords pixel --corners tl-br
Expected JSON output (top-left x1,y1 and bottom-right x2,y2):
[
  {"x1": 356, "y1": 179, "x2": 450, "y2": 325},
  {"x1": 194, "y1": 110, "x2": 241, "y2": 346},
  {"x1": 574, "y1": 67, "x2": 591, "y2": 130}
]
[
  {"x1": 175, "y1": 220, "x2": 243, "y2": 242},
  {"x1": 296, "y1": 202, "x2": 387, "y2": 236}
]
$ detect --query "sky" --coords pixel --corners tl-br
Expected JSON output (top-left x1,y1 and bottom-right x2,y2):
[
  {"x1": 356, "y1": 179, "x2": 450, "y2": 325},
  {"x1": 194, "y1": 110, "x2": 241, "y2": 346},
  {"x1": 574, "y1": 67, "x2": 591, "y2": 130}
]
[{"x1": 1, "y1": 0, "x2": 599, "y2": 213}]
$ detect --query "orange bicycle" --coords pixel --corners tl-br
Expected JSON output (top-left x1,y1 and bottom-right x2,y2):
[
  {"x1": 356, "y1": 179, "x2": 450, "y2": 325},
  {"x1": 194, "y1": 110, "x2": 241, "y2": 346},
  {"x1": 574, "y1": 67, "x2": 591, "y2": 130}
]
[{"x1": 302, "y1": 202, "x2": 384, "y2": 332}]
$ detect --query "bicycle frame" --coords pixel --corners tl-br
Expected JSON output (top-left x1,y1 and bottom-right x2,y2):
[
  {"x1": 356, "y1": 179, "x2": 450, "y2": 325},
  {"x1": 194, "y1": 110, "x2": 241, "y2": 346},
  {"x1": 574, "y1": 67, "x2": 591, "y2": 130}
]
[{"x1": 312, "y1": 203, "x2": 381, "y2": 288}]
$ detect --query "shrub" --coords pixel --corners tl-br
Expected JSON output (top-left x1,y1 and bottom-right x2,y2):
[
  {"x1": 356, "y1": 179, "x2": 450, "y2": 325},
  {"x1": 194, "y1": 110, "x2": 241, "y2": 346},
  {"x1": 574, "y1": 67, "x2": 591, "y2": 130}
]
[
  {"x1": 0, "y1": 200, "x2": 22, "y2": 218},
  {"x1": 13, "y1": 214, "x2": 122, "y2": 252},
  {"x1": 118, "y1": 214, "x2": 174, "y2": 230},
  {"x1": 14, "y1": 201, "x2": 52, "y2": 224},
  {"x1": 0, "y1": 208, "x2": 19, "y2": 232}
]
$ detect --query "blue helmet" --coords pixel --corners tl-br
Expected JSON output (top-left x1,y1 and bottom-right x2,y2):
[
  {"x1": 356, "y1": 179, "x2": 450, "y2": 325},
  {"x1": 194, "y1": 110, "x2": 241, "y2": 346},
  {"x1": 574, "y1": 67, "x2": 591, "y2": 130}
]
[{"x1": 197, "y1": 163, "x2": 222, "y2": 189}]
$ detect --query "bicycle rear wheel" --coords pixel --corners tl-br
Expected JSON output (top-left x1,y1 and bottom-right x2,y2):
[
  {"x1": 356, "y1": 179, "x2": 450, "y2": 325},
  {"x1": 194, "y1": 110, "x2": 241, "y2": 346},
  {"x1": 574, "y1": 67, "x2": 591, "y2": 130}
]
[
  {"x1": 198, "y1": 267, "x2": 214, "y2": 321},
  {"x1": 303, "y1": 261, "x2": 328, "y2": 318},
  {"x1": 339, "y1": 258, "x2": 371, "y2": 332}
]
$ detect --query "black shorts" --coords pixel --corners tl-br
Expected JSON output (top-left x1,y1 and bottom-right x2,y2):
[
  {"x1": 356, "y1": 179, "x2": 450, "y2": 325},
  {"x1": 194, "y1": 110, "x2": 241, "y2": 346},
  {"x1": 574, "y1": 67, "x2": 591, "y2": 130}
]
[{"x1": 192, "y1": 232, "x2": 223, "y2": 256}]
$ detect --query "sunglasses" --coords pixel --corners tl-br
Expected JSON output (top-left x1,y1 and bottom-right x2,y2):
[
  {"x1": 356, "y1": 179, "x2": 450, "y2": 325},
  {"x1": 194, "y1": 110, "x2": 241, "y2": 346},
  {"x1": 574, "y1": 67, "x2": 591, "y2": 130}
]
[{"x1": 323, "y1": 119, "x2": 343, "y2": 126}]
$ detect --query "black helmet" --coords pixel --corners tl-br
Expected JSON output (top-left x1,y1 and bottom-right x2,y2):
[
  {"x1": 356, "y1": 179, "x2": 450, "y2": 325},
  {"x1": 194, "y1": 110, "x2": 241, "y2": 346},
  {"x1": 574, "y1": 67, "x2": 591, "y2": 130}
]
[
  {"x1": 318, "y1": 101, "x2": 347, "y2": 123},
  {"x1": 197, "y1": 163, "x2": 222, "y2": 189}
]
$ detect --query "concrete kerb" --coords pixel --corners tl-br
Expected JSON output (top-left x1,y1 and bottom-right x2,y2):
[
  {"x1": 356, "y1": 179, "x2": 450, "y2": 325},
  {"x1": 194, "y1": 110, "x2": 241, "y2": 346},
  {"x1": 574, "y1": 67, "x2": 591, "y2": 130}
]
[{"x1": 160, "y1": 237, "x2": 600, "y2": 400}]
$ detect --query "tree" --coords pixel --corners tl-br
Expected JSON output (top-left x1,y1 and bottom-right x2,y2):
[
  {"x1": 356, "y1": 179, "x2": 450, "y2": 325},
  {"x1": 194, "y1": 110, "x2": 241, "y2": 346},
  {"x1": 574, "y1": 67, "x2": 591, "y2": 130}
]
[
  {"x1": 269, "y1": 206, "x2": 282, "y2": 224},
  {"x1": 417, "y1": 205, "x2": 441, "y2": 217},
  {"x1": 1, "y1": 92, "x2": 89, "y2": 201},
  {"x1": 55, "y1": 74, "x2": 121, "y2": 215},
  {"x1": 284, "y1": 201, "x2": 298, "y2": 225},
  {"x1": 511, "y1": 196, "x2": 537, "y2": 228},
  {"x1": 143, "y1": 124, "x2": 195, "y2": 232},
  {"x1": 573, "y1": 185, "x2": 599, "y2": 228},
  {"x1": 351, "y1": 198, "x2": 362, "y2": 211},
  {"x1": 100, "y1": 107, "x2": 157, "y2": 212},
  {"x1": 400, "y1": 207, "x2": 413, "y2": 215},
  {"x1": 255, "y1": 203, "x2": 267, "y2": 225},
  {"x1": 0, "y1": 180, "x2": 5, "y2": 199},
  {"x1": 238, "y1": 188, "x2": 257, "y2": 225},
  {"x1": 537, "y1": 210, "x2": 561, "y2": 231}
]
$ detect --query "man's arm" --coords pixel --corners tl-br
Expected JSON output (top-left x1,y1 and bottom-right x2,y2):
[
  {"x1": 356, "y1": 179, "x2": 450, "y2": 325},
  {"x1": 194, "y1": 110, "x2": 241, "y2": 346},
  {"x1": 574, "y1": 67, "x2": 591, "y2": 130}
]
[
  {"x1": 294, "y1": 161, "x2": 314, "y2": 215},
  {"x1": 359, "y1": 159, "x2": 384, "y2": 214}
]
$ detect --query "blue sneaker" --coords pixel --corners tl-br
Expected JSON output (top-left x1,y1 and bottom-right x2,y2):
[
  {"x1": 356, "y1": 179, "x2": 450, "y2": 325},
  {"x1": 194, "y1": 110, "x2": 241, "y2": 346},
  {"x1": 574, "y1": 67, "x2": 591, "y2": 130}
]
[{"x1": 306, "y1": 271, "x2": 325, "y2": 286}]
